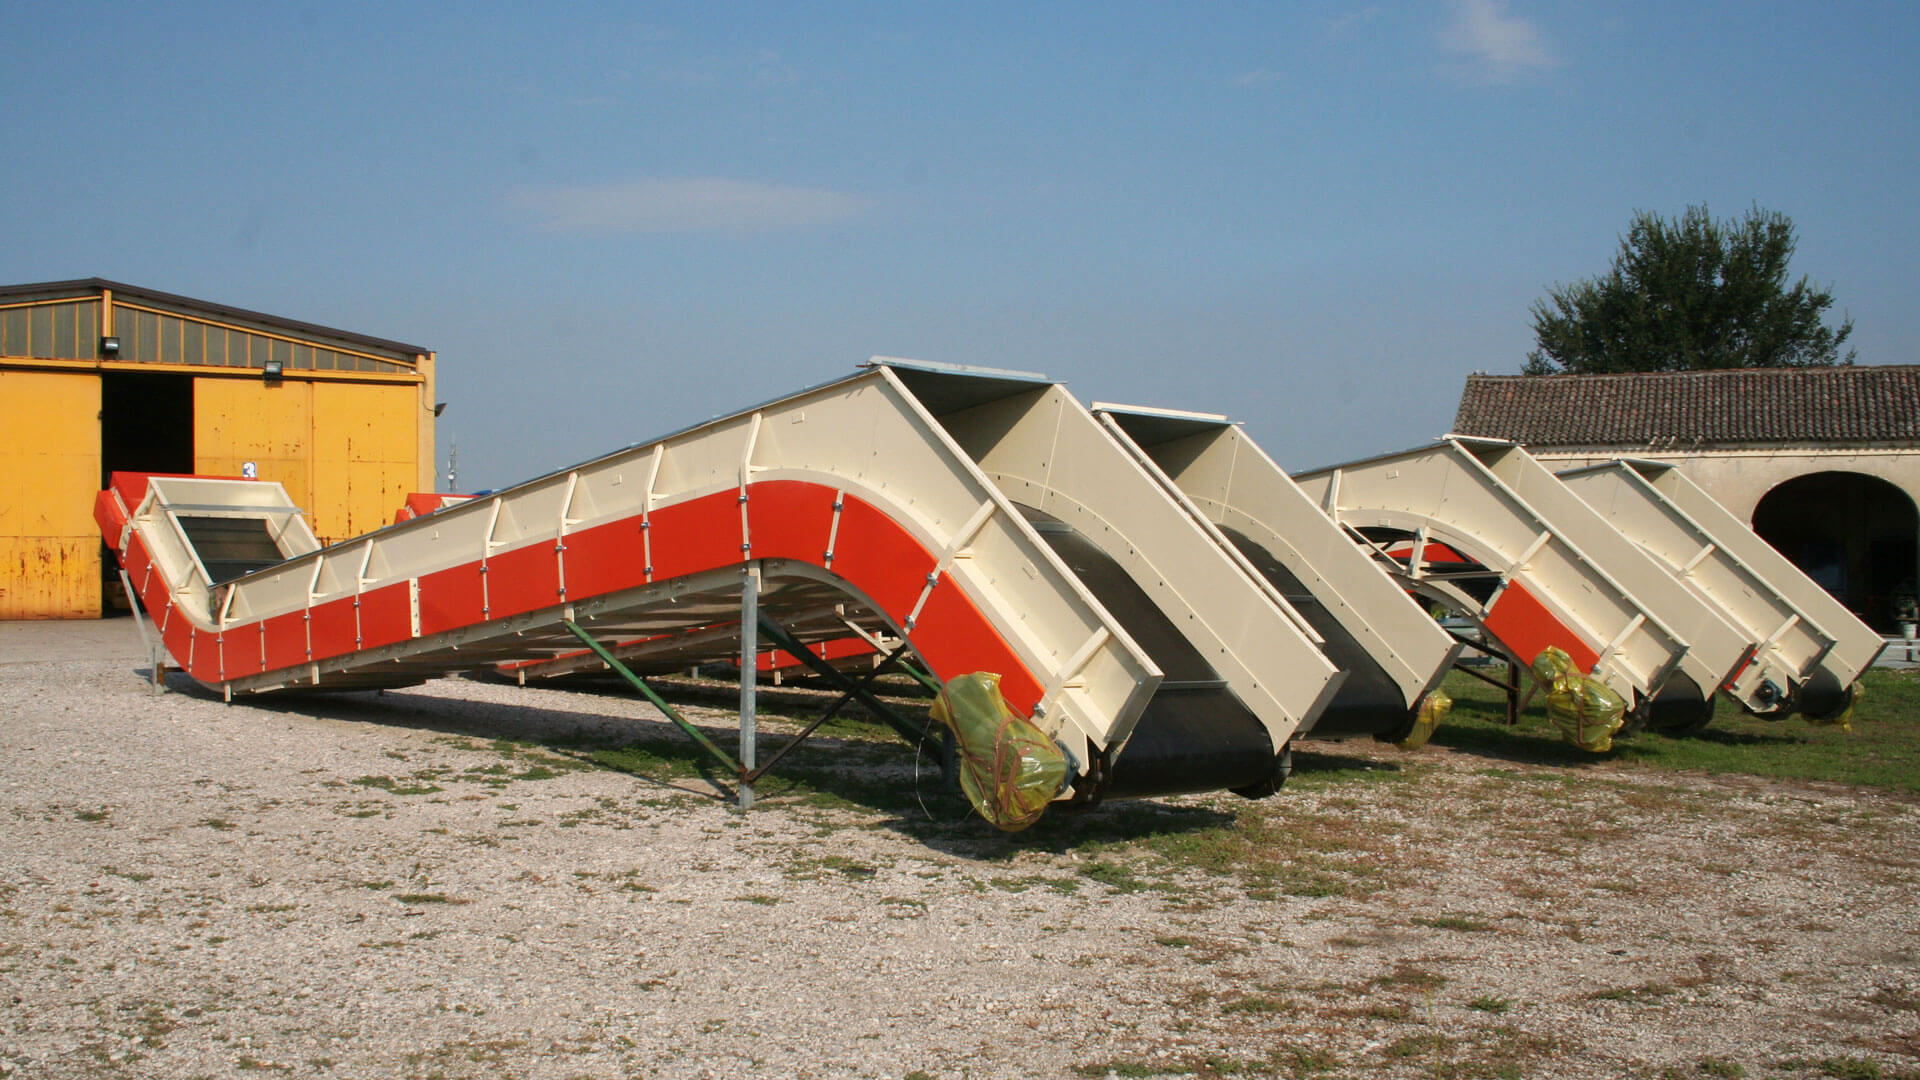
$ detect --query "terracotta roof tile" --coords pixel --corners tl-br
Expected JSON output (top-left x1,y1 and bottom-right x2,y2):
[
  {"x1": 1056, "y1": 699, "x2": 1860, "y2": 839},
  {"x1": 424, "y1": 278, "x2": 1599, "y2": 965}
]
[{"x1": 1453, "y1": 366, "x2": 1920, "y2": 446}]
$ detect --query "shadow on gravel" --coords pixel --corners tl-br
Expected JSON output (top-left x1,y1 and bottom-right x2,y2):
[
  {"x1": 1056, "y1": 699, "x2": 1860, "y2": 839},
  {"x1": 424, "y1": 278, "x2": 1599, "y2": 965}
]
[{"x1": 170, "y1": 671, "x2": 1249, "y2": 856}]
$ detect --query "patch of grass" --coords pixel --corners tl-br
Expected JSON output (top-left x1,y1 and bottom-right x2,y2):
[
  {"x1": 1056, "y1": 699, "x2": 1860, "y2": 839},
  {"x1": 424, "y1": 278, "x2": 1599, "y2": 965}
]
[
  {"x1": 1419, "y1": 914, "x2": 1493, "y2": 932},
  {"x1": 351, "y1": 775, "x2": 442, "y2": 796},
  {"x1": 1080, "y1": 860, "x2": 1150, "y2": 894},
  {"x1": 734, "y1": 894, "x2": 782, "y2": 906},
  {"x1": 1588, "y1": 981, "x2": 1677, "y2": 1003},
  {"x1": 1069, "y1": 1062, "x2": 1190, "y2": 1078},
  {"x1": 391, "y1": 893, "x2": 469, "y2": 906},
  {"x1": 198, "y1": 818, "x2": 237, "y2": 831},
  {"x1": 1372, "y1": 963, "x2": 1448, "y2": 991},
  {"x1": 787, "y1": 854, "x2": 880, "y2": 881},
  {"x1": 1386, "y1": 1033, "x2": 1457, "y2": 1059},
  {"x1": 104, "y1": 866, "x2": 153, "y2": 883},
  {"x1": 1868, "y1": 986, "x2": 1920, "y2": 1013},
  {"x1": 1815, "y1": 1058, "x2": 1885, "y2": 1080},
  {"x1": 1435, "y1": 668, "x2": 1920, "y2": 793},
  {"x1": 74, "y1": 808, "x2": 110, "y2": 823},
  {"x1": 1694, "y1": 1058, "x2": 1746, "y2": 1078}
]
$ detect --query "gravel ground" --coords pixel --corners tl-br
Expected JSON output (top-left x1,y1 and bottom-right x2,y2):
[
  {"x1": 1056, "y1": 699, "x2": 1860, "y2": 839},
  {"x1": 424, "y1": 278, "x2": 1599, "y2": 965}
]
[{"x1": 1, "y1": 652, "x2": 1917, "y2": 1080}]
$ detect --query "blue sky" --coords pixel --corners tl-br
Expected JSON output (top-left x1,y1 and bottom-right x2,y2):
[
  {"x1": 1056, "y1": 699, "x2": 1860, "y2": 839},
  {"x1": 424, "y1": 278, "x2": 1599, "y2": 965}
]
[{"x1": 3, "y1": 2, "x2": 1914, "y2": 489}]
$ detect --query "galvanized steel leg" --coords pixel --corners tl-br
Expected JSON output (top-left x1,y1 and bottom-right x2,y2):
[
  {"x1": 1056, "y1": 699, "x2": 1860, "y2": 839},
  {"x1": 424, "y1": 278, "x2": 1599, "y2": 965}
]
[
  {"x1": 119, "y1": 569, "x2": 166, "y2": 695},
  {"x1": 738, "y1": 563, "x2": 760, "y2": 810}
]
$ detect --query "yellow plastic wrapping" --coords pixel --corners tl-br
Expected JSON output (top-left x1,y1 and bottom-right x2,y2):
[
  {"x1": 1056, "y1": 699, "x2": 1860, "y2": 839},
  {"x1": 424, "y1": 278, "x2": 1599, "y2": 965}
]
[
  {"x1": 1531, "y1": 647, "x2": 1626, "y2": 753},
  {"x1": 929, "y1": 672, "x2": 1068, "y2": 832},
  {"x1": 1807, "y1": 682, "x2": 1860, "y2": 732},
  {"x1": 1396, "y1": 691, "x2": 1452, "y2": 750}
]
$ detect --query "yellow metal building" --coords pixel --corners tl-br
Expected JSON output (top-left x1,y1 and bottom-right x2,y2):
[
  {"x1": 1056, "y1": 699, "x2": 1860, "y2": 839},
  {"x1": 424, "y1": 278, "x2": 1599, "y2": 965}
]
[{"x1": 0, "y1": 279, "x2": 437, "y2": 619}]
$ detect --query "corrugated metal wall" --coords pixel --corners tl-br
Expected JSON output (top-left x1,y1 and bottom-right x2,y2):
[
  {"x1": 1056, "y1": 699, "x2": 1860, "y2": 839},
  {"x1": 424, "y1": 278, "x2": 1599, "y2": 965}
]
[
  {"x1": 0, "y1": 370, "x2": 102, "y2": 618},
  {"x1": 0, "y1": 285, "x2": 432, "y2": 617}
]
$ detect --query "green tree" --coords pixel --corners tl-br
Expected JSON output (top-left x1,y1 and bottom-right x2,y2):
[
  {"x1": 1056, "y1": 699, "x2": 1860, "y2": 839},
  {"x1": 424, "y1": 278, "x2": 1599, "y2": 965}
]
[{"x1": 1523, "y1": 204, "x2": 1854, "y2": 375}]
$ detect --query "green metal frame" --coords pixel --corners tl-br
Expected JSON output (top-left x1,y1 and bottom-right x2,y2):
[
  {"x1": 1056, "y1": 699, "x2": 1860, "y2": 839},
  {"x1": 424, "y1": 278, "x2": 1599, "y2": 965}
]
[{"x1": 562, "y1": 620, "x2": 743, "y2": 775}]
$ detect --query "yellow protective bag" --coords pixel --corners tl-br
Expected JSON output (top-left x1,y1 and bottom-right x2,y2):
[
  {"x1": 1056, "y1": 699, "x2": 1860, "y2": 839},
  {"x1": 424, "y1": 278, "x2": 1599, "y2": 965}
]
[
  {"x1": 1531, "y1": 646, "x2": 1627, "y2": 753},
  {"x1": 930, "y1": 672, "x2": 1068, "y2": 832},
  {"x1": 1396, "y1": 690, "x2": 1452, "y2": 750}
]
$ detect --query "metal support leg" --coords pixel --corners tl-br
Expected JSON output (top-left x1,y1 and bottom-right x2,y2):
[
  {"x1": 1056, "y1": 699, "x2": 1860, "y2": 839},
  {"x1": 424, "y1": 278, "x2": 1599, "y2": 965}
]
[
  {"x1": 561, "y1": 620, "x2": 743, "y2": 778},
  {"x1": 118, "y1": 569, "x2": 166, "y2": 696},
  {"x1": 754, "y1": 615, "x2": 932, "y2": 746},
  {"x1": 739, "y1": 564, "x2": 760, "y2": 810}
]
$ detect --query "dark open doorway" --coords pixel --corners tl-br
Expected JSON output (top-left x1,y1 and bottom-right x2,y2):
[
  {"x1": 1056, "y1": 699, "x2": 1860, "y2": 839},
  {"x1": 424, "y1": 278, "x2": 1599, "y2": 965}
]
[
  {"x1": 1752, "y1": 471, "x2": 1918, "y2": 632},
  {"x1": 99, "y1": 372, "x2": 195, "y2": 613}
]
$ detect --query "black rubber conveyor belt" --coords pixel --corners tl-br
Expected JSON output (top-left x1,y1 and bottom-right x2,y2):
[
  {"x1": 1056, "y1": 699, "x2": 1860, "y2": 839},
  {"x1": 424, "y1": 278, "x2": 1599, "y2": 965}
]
[
  {"x1": 1219, "y1": 527, "x2": 1416, "y2": 739},
  {"x1": 1017, "y1": 506, "x2": 1282, "y2": 800}
]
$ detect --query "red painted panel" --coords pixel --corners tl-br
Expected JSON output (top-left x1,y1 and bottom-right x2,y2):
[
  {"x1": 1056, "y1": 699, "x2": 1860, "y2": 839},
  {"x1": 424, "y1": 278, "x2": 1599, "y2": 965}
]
[
  {"x1": 93, "y1": 490, "x2": 128, "y2": 551},
  {"x1": 487, "y1": 543, "x2": 561, "y2": 619},
  {"x1": 563, "y1": 519, "x2": 646, "y2": 600},
  {"x1": 911, "y1": 574, "x2": 1043, "y2": 714},
  {"x1": 221, "y1": 627, "x2": 265, "y2": 680},
  {"x1": 831, "y1": 495, "x2": 936, "y2": 623},
  {"x1": 358, "y1": 582, "x2": 414, "y2": 651},
  {"x1": 262, "y1": 611, "x2": 310, "y2": 674},
  {"x1": 1384, "y1": 539, "x2": 1475, "y2": 566},
  {"x1": 190, "y1": 628, "x2": 220, "y2": 683},
  {"x1": 418, "y1": 565, "x2": 483, "y2": 636},
  {"x1": 308, "y1": 596, "x2": 359, "y2": 661},
  {"x1": 755, "y1": 636, "x2": 881, "y2": 672},
  {"x1": 161, "y1": 607, "x2": 194, "y2": 671},
  {"x1": 648, "y1": 493, "x2": 744, "y2": 580},
  {"x1": 1483, "y1": 582, "x2": 1600, "y2": 673},
  {"x1": 745, "y1": 480, "x2": 836, "y2": 563}
]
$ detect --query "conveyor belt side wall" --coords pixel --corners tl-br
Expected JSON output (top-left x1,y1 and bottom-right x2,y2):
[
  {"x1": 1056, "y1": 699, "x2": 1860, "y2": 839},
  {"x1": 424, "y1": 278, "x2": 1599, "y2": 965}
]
[
  {"x1": 899, "y1": 374, "x2": 1343, "y2": 751},
  {"x1": 1464, "y1": 440, "x2": 1759, "y2": 708},
  {"x1": 1291, "y1": 439, "x2": 1696, "y2": 706},
  {"x1": 1092, "y1": 407, "x2": 1459, "y2": 718},
  {"x1": 96, "y1": 368, "x2": 1165, "y2": 775},
  {"x1": 1563, "y1": 459, "x2": 1884, "y2": 704}
]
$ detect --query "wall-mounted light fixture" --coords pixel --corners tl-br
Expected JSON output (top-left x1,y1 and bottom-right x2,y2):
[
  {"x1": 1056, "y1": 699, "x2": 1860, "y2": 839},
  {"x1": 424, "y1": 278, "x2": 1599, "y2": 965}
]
[
  {"x1": 432, "y1": 401, "x2": 449, "y2": 416},
  {"x1": 262, "y1": 359, "x2": 284, "y2": 382},
  {"x1": 99, "y1": 336, "x2": 120, "y2": 357}
]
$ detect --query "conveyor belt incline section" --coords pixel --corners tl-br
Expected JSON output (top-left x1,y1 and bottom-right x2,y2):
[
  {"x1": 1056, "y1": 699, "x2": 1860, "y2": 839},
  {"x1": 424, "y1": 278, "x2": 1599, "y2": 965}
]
[
  {"x1": 95, "y1": 365, "x2": 1165, "y2": 786},
  {"x1": 1557, "y1": 459, "x2": 1883, "y2": 718},
  {"x1": 873, "y1": 360, "x2": 1346, "y2": 793},
  {"x1": 1292, "y1": 437, "x2": 1765, "y2": 728},
  {"x1": 1091, "y1": 404, "x2": 1462, "y2": 739}
]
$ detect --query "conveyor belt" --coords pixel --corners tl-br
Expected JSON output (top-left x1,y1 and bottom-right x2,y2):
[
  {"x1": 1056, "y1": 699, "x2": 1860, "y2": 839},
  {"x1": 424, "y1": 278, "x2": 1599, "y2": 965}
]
[
  {"x1": 1021, "y1": 508, "x2": 1282, "y2": 799},
  {"x1": 1219, "y1": 528, "x2": 1412, "y2": 739}
]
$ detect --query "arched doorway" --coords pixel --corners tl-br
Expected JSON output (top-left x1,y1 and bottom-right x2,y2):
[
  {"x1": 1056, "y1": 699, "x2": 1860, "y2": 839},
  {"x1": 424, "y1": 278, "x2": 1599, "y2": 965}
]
[{"x1": 1752, "y1": 471, "x2": 1918, "y2": 632}]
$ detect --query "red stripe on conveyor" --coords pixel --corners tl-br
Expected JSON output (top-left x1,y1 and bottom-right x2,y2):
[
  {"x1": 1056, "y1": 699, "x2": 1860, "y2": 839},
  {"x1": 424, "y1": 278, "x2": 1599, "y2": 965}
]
[
  {"x1": 755, "y1": 637, "x2": 883, "y2": 672},
  {"x1": 104, "y1": 477, "x2": 1043, "y2": 714},
  {"x1": 1482, "y1": 581, "x2": 1601, "y2": 673}
]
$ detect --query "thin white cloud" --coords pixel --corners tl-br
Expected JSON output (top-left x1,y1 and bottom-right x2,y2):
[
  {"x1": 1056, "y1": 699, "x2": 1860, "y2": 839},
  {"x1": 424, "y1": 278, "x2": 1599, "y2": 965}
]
[
  {"x1": 517, "y1": 178, "x2": 868, "y2": 234},
  {"x1": 1324, "y1": 5, "x2": 1382, "y2": 41},
  {"x1": 1233, "y1": 68, "x2": 1286, "y2": 88},
  {"x1": 1439, "y1": 0, "x2": 1559, "y2": 82}
]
